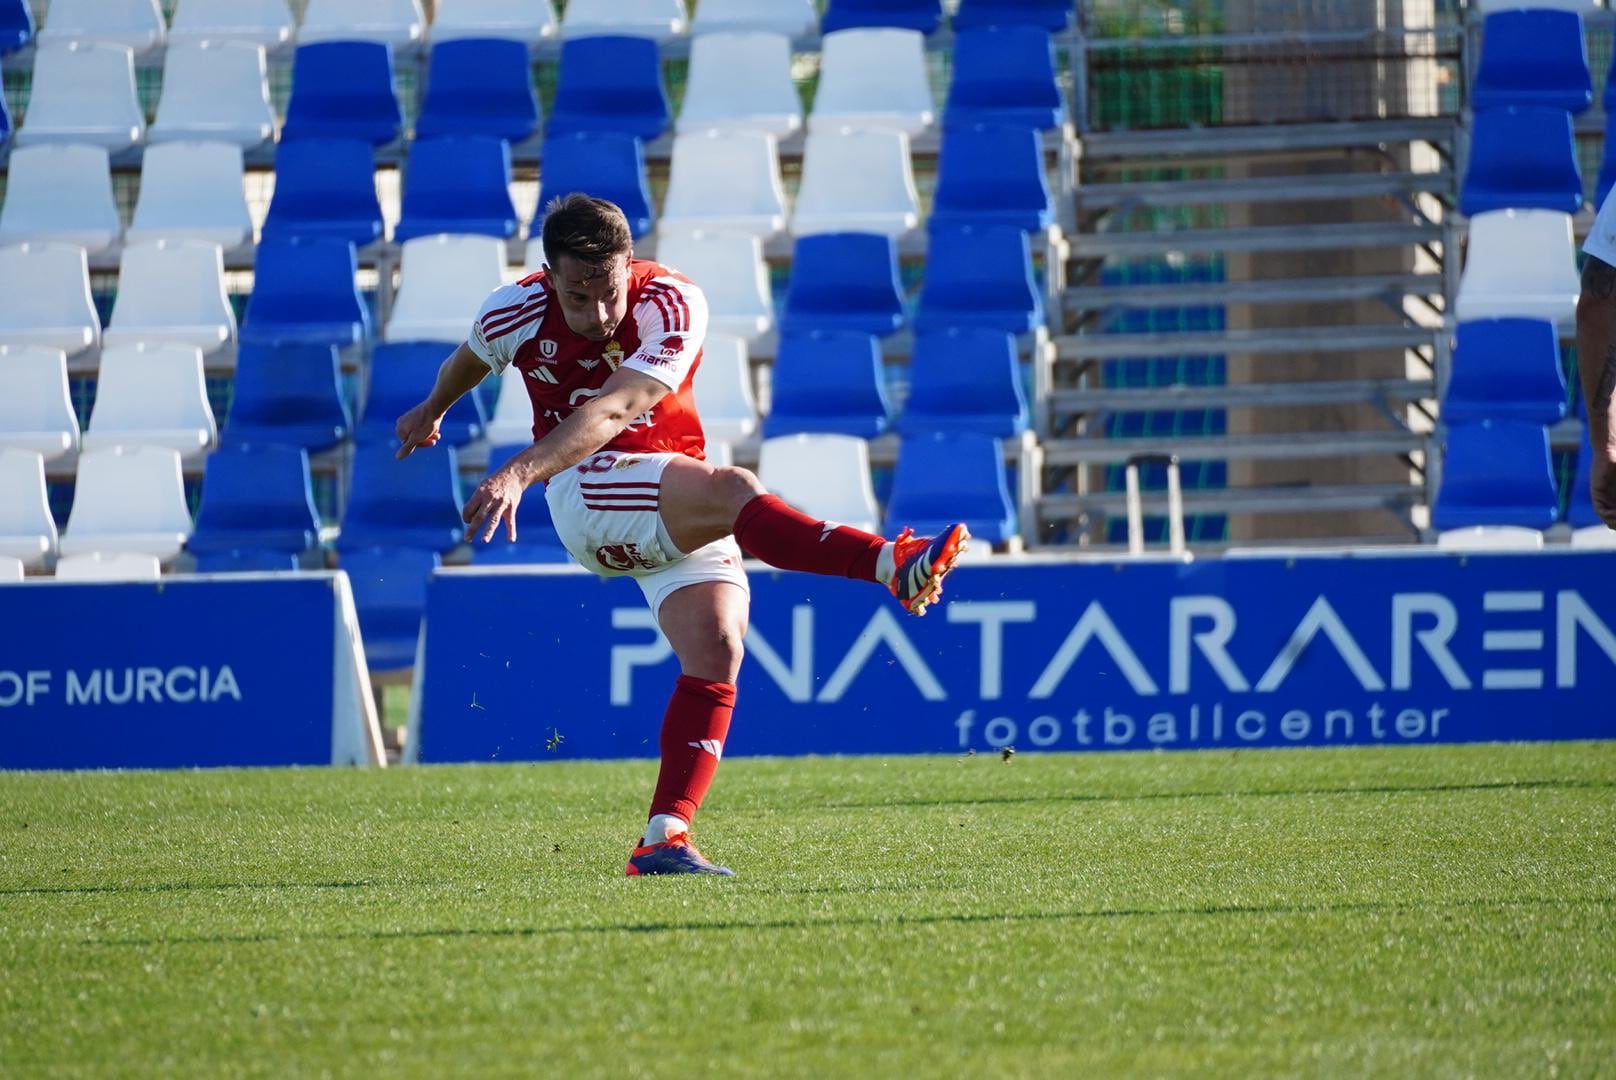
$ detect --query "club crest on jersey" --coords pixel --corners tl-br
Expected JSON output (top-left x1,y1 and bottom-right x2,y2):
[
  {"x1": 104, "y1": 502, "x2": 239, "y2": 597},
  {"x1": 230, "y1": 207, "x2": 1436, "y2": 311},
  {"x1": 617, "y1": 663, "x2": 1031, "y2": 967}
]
[
  {"x1": 538, "y1": 339, "x2": 558, "y2": 360},
  {"x1": 603, "y1": 341, "x2": 625, "y2": 371}
]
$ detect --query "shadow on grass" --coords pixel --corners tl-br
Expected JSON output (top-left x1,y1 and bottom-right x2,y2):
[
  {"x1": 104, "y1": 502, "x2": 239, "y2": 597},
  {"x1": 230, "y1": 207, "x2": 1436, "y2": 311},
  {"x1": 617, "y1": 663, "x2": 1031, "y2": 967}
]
[{"x1": 87, "y1": 893, "x2": 1615, "y2": 950}]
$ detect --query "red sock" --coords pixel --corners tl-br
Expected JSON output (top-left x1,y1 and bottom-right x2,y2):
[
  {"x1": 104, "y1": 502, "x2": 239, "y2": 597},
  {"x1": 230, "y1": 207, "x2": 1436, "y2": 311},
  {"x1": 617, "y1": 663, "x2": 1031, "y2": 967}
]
[
  {"x1": 648, "y1": 674, "x2": 737, "y2": 826},
  {"x1": 732, "y1": 494, "x2": 885, "y2": 581}
]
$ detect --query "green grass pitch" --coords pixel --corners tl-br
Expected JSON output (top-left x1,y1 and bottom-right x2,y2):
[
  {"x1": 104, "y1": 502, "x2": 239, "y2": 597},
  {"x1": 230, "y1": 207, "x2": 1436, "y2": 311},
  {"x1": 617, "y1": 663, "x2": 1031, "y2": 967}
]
[{"x1": 2, "y1": 742, "x2": 1612, "y2": 1077}]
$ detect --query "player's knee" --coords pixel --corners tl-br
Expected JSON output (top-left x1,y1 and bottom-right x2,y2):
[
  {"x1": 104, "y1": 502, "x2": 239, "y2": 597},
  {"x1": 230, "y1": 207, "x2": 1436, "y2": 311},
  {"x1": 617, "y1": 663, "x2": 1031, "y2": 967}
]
[
  {"x1": 687, "y1": 620, "x2": 745, "y2": 678},
  {"x1": 711, "y1": 466, "x2": 765, "y2": 512}
]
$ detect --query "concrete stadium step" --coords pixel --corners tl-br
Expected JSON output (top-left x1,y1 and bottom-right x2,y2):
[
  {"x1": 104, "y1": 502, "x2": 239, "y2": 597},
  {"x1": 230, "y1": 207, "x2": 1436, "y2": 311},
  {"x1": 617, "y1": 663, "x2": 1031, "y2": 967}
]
[
  {"x1": 1040, "y1": 430, "x2": 1426, "y2": 467},
  {"x1": 1079, "y1": 118, "x2": 1458, "y2": 161},
  {"x1": 1075, "y1": 171, "x2": 1450, "y2": 210},
  {"x1": 1053, "y1": 324, "x2": 1439, "y2": 360},
  {"x1": 1039, "y1": 482, "x2": 1423, "y2": 518},
  {"x1": 1067, "y1": 220, "x2": 1443, "y2": 259},
  {"x1": 1062, "y1": 272, "x2": 1444, "y2": 312},
  {"x1": 1047, "y1": 377, "x2": 1435, "y2": 413}
]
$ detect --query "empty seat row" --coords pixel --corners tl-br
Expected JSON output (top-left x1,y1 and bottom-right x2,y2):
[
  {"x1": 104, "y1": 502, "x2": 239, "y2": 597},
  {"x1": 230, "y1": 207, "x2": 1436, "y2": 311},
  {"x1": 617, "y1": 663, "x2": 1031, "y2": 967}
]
[{"x1": 1433, "y1": 419, "x2": 1612, "y2": 549}]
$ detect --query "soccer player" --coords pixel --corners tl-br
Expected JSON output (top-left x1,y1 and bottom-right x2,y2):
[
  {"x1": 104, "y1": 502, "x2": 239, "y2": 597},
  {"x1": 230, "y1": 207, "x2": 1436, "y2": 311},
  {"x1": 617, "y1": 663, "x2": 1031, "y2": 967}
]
[
  {"x1": 395, "y1": 195, "x2": 970, "y2": 876},
  {"x1": 1578, "y1": 194, "x2": 1616, "y2": 530}
]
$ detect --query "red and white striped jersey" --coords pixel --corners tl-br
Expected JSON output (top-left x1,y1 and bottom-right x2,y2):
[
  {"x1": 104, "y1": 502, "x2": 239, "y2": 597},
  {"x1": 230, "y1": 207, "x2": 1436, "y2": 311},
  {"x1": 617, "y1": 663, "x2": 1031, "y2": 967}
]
[{"x1": 466, "y1": 259, "x2": 711, "y2": 459}]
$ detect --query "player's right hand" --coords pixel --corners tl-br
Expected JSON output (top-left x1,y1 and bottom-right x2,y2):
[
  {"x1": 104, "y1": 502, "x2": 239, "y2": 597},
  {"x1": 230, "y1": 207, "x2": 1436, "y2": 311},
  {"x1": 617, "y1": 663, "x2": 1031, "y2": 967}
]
[
  {"x1": 1593, "y1": 452, "x2": 1616, "y2": 530},
  {"x1": 462, "y1": 468, "x2": 523, "y2": 544},
  {"x1": 395, "y1": 402, "x2": 443, "y2": 459}
]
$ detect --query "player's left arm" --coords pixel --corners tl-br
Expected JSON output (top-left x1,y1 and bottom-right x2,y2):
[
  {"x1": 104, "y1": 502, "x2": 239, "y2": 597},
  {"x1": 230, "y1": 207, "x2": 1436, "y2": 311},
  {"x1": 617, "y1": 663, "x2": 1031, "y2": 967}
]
[{"x1": 1576, "y1": 255, "x2": 1616, "y2": 528}]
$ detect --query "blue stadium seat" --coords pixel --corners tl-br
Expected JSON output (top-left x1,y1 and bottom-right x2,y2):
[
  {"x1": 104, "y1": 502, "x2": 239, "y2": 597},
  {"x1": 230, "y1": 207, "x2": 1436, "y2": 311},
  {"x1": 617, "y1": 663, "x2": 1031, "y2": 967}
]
[
  {"x1": 472, "y1": 443, "x2": 571, "y2": 565},
  {"x1": 945, "y1": 25, "x2": 1065, "y2": 131},
  {"x1": 261, "y1": 138, "x2": 385, "y2": 246},
  {"x1": 338, "y1": 442, "x2": 464, "y2": 553},
  {"x1": 779, "y1": 232, "x2": 906, "y2": 337},
  {"x1": 0, "y1": 61, "x2": 10, "y2": 144},
  {"x1": 194, "y1": 549, "x2": 301, "y2": 572},
  {"x1": 360, "y1": 342, "x2": 487, "y2": 446},
  {"x1": 394, "y1": 135, "x2": 520, "y2": 243},
  {"x1": 415, "y1": 37, "x2": 541, "y2": 144},
  {"x1": 281, "y1": 41, "x2": 403, "y2": 145},
  {"x1": 547, "y1": 36, "x2": 670, "y2": 143},
  {"x1": 952, "y1": 0, "x2": 1073, "y2": 33},
  {"x1": 534, "y1": 132, "x2": 655, "y2": 238},
  {"x1": 916, "y1": 224, "x2": 1043, "y2": 335},
  {"x1": 0, "y1": 0, "x2": 31, "y2": 54},
  {"x1": 929, "y1": 123, "x2": 1052, "y2": 233},
  {"x1": 224, "y1": 342, "x2": 351, "y2": 452},
  {"x1": 240, "y1": 237, "x2": 371, "y2": 350},
  {"x1": 1471, "y1": 10, "x2": 1592, "y2": 114},
  {"x1": 763, "y1": 331, "x2": 892, "y2": 439},
  {"x1": 1442, "y1": 319, "x2": 1566, "y2": 425},
  {"x1": 1432, "y1": 420, "x2": 1558, "y2": 530},
  {"x1": 188, "y1": 443, "x2": 321, "y2": 557},
  {"x1": 821, "y1": 0, "x2": 941, "y2": 34},
  {"x1": 899, "y1": 326, "x2": 1029, "y2": 438},
  {"x1": 884, "y1": 432, "x2": 1016, "y2": 543},
  {"x1": 1569, "y1": 433, "x2": 1601, "y2": 529},
  {"x1": 1460, "y1": 107, "x2": 1581, "y2": 216},
  {"x1": 341, "y1": 546, "x2": 440, "y2": 672}
]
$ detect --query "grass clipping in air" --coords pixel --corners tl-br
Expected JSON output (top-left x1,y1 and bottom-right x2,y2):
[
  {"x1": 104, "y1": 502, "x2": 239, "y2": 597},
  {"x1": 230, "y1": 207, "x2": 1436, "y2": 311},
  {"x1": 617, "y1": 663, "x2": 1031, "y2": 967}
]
[{"x1": 1, "y1": 742, "x2": 1612, "y2": 1076}]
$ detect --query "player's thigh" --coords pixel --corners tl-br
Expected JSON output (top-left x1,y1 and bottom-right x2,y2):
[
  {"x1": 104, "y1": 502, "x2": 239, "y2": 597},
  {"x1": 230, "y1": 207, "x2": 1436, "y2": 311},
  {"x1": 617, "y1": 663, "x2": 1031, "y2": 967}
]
[
  {"x1": 659, "y1": 456, "x2": 766, "y2": 554},
  {"x1": 656, "y1": 578, "x2": 750, "y2": 683}
]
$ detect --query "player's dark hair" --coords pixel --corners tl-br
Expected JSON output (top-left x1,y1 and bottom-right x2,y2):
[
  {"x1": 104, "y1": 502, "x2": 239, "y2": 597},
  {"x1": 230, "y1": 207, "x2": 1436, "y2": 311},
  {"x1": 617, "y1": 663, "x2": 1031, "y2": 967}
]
[{"x1": 541, "y1": 194, "x2": 633, "y2": 272}]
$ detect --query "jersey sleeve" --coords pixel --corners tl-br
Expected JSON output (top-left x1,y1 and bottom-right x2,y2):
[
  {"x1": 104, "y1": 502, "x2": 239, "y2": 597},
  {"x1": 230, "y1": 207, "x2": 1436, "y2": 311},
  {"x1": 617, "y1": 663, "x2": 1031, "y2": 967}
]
[
  {"x1": 622, "y1": 275, "x2": 710, "y2": 391},
  {"x1": 467, "y1": 283, "x2": 540, "y2": 375},
  {"x1": 1587, "y1": 185, "x2": 1616, "y2": 268}
]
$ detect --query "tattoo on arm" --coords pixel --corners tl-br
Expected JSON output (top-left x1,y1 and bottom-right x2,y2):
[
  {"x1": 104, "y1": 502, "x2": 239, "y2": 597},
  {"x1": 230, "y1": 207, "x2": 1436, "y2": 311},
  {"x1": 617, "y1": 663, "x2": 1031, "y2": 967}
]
[{"x1": 1584, "y1": 256, "x2": 1616, "y2": 301}]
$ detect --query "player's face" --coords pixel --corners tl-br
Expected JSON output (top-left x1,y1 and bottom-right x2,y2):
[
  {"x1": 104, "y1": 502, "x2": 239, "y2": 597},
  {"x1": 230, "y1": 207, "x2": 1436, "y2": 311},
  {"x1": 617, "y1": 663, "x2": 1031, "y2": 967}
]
[{"x1": 550, "y1": 254, "x2": 630, "y2": 341}]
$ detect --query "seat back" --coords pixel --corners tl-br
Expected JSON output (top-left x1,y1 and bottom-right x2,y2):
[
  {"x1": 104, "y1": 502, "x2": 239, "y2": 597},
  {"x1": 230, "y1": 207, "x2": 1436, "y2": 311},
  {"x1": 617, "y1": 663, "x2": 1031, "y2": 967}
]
[
  {"x1": 241, "y1": 237, "x2": 370, "y2": 348},
  {"x1": 931, "y1": 123, "x2": 1052, "y2": 232},
  {"x1": 190, "y1": 443, "x2": 320, "y2": 554},
  {"x1": 689, "y1": 0, "x2": 816, "y2": 38},
  {"x1": 149, "y1": 40, "x2": 274, "y2": 148},
  {"x1": 282, "y1": 41, "x2": 403, "y2": 145},
  {"x1": 0, "y1": 346, "x2": 78, "y2": 461},
  {"x1": 0, "y1": 242, "x2": 100, "y2": 355},
  {"x1": 792, "y1": 127, "x2": 919, "y2": 238},
  {"x1": 653, "y1": 229, "x2": 773, "y2": 342},
  {"x1": 0, "y1": 143, "x2": 120, "y2": 253},
  {"x1": 55, "y1": 552, "x2": 163, "y2": 581},
  {"x1": 0, "y1": 448, "x2": 58, "y2": 565},
  {"x1": 300, "y1": 0, "x2": 425, "y2": 46},
  {"x1": 107, "y1": 240, "x2": 236, "y2": 353},
  {"x1": 765, "y1": 331, "x2": 891, "y2": 438},
  {"x1": 561, "y1": 0, "x2": 688, "y2": 40},
  {"x1": 691, "y1": 332, "x2": 758, "y2": 444},
  {"x1": 1443, "y1": 318, "x2": 1567, "y2": 425},
  {"x1": 1455, "y1": 208, "x2": 1579, "y2": 323},
  {"x1": 535, "y1": 131, "x2": 654, "y2": 237},
  {"x1": 945, "y1": 25, "x2": 1064, "y2": 130},
  {"x1": 1460, "y1": 106, "x2": 1581, "y2": 216},
  {"x1": 661, "y1": 129, "x2": 787, "y2": 239},
  {"x1": 84, "y1": 343, "x2": 217, "y2": 455},
  {"x1": 37, "y1": 0, "x2": 163, "y2": 53},
  {"x1": 0, "y1": 0, "x2": 34, "y2": 53},
  {"x1": 396, "y1": 135, "x2": 519, "y2": 242},
  {"x1": 1433, "y1": 419, "x2": 1558, "y2": 530},
  {"x1": 952, "y1": 0, "x2": 1073, "y2": 32},
  {"x1": 429, "y1": 0, "x2": 559, "y2": 44},
  {"x1": 485, "y1": 365, "x2": 537, "y2": 445},
  {"x1": 820, "y1": 0, "x2": 942, "y2": 34},
  {"x1": 1472, "y1": 9, "x2": 1592, "y2": 113},
  {"x1": 339, "y1": 442, "x2": 465, "y2": 553},
  {"x1": 340, "y1": 545, "x2": 440, "y2": 671},
  {"x1": 385, "y1": 233, "x2": 508, "y2": 342},
  {"x1": 168, "y1": 0, "x2": 294, "y2": 48},
  {"x1": 918, "y1": 223, "x2": 1042, "y2": 334},
  {"x1": 471, "y1": 441, "x2": 570, "y2": 563},
  {"x1": 678, "y1": 31, "x2": 801, "y2": 136},
  {"x1": 902, "y1": 326, "x2": 1029, "y2": 437},
  {"x1": 64, "y1": 446, "x2": 192, "y2": 545},
  {"x1": 18, "y1": 41, "x2": 145, "y2": 150},
  {"x1": 548, "y1": 35, "x2": 670, "y2": 142},
  {"x1": 128, "y1": 141, "x2": 253, "y2": 250},
  {"x1": 262, "y1": 137, "x2": 385, "y2": 246},
  {"x1": 363, "y1": 341, "x2": 487, "y2": 445},
  {"x1": 885, "y1": 432, "x2": 1015, "y2": 542},
  {"x1": 416, "y1": 38, "x2": 541, "y2": 142},
  {"x1": 811, "y1": 28, "x2": 933, "y2": 134},
  {"x1": 1569, "y1": 431, "x2": 1604, "y2": 530},
  {"x1": 225, "y1": 342, "x2": 351, "y2": 452},
  {"x1": 780, "y1": 231, "x2": 906, "y2": 337},
  {"x1": 757, "y1": 433, "x2": 880, "y2": 531}
]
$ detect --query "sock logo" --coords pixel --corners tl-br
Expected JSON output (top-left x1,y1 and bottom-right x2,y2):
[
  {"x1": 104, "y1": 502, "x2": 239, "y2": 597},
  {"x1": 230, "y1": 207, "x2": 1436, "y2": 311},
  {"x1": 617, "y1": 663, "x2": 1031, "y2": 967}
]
[
  {"x1": 687, "y1": 739, "x2": 724, "y2": 760},
  {"x1": 819, "y1": 520, "x2": 843, "y2": 542}
]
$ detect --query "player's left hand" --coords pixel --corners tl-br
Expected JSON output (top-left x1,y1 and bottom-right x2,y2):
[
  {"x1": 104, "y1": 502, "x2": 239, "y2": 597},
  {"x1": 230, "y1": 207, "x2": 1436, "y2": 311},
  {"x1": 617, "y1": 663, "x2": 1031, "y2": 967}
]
[{"x1": 462, "y1": 468, "x2": 523, "y2": 543}]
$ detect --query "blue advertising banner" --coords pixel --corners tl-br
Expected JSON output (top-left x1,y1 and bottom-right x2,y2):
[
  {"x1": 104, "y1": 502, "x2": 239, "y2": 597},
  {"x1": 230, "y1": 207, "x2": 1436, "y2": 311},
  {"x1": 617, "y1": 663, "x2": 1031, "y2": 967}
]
[
  {"x1": 0, "y1": 573, "x2": 381, "y2": 770},
  {"x1": 410, "y1": 552, "x2": 1616, "y2": 763}
]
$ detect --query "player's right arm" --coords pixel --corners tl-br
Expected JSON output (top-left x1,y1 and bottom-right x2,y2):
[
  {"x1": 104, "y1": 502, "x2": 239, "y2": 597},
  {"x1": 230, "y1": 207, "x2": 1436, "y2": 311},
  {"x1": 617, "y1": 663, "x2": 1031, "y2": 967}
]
[
  {"x1": 1576, "y1": 254, "x2": 1616, "y2": 529},
  {"x1": 394, "y1": 342, "x2": 489, "y2": 459}
]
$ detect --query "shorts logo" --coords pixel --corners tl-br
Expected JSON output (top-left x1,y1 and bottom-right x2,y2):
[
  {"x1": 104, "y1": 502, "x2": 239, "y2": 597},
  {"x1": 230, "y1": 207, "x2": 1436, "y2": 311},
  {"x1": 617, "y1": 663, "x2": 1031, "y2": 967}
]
[
  {"x1": 539, "y1": 339, "x2": 558, "y2": 360},
  {"x1": 595, "y1": 543, "x2": 658, "y2": 572},
  {"x1": 614, "y1": 456, "x2": 641, "y2": 470}
]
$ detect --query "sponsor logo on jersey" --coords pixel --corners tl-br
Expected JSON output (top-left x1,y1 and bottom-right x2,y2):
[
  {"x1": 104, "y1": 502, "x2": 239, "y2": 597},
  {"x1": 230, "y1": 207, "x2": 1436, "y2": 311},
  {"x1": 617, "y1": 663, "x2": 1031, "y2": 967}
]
[
  {"x1": 595, "y1": 543, "x2": 658, "y2": 572},
  {"x1": 659, "y1": 335, "x2": 684, "y2": 358},
  {"x1": 577, "y1": 355, "x2": 600, "y2": 370},
  {"x1": 603, "y1": 341, "x2": 625, "y2": 371},
  {"x1": 525, "y1": 365, "x2": 559, "y2": 384}
]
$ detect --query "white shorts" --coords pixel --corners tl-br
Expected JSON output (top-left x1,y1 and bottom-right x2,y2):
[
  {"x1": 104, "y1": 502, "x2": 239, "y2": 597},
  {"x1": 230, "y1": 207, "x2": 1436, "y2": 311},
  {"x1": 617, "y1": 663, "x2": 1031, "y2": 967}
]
[{"x1": 545, "y1": 450, "x2": 750, "y2": 619}]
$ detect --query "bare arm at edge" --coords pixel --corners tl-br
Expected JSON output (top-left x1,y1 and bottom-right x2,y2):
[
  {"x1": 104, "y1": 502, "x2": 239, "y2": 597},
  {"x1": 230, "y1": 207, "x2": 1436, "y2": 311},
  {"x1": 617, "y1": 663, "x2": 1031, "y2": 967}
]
[{"x1": 1575, "y1": 256, "x2": 1616, "y2": 529}]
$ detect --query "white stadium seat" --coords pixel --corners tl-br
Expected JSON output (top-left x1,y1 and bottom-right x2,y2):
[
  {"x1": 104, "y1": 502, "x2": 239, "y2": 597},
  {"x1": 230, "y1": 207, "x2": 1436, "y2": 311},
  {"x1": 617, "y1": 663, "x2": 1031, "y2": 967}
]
[
  {"x1": 386, "y1": 234, "x2": 509, "y2": 343},
  {"x1": 55, "y1": 552, "x2": 163, "y2": 581},
  {"x1": 484, "y1": 365, "x2": 536, "y2": 445},
  {"x1": 0, "y1": 144, "x2": 122, "y2": 254},
  {"x1": 0, "y1": 243, "x2": 101, "y2": 358},
  {"x1": 127, "y1": 142, "x2": 254, "y2": 251},
  {"x1": 692, "y1": 332, "x2": 759, "y2": 445},
  {"x1": 0, "y1": 449, "x2": 60, "y2": 570},
  {"x1": 1456, "y1": 209, "x2": 1580, "y2": 324},
  {"x1": 677, "y1": 32, "x2": 803, "y2": 138},
  {"x1": 791, "y1": 127, "x2": 921, "y2": 239},
  {"x1": 809, "y1": 29, "x2": 935, "y2": 136},
  {"x1": 149, "y1": 41, "x2": 276, "y2": 149},
  {"x1": 104, "y1": 240, "x2": 237, "y2": 355},
  {"x1": 689, "y1": 0, "x2": 817, "y2": 39},
  {"x1": 300, "y1": 0, "x2": 426, "y2": 47},
  {"x1": 653, "y1": 229, "x2": 774, "y2": 345},
  {"x1": 1572, "y1": 526, "x2": 1616, "y2": 548},
  {"x1": 0, "y1": 555, "x2": 23, "y2": 582},
  {"x1": 82, "y1": 344, "x2": 218, "y2": 461},
  {"x1": 59, "y1": 446, "x2": 193, "y2": 562},
  {"x1": 524, "y1": 236, "x2": 547, "y2": 272},
  {"x1": 660, "y1": 129, "x2": 788, "y2": 242},
  {"x1": 1436, "y1": 526, "x2": 1545, "y2": 551},
  {"x1": 758, "y1": 434, "x2": 880, "y2": 533},
  {"x1": 430, "y1": 0, "x2": 558, "y2": 44},
  {"x1": 17, "y1": 42, "x2": 146, "y2": 152},
  {"x1": 0, "y1": 345, "x2": 81, "y2": 463},
  {"x1": 37, "y1": 0, "x2": 165, "y2": 55},
  {"x1": 169, "y1": 0, "x2": 297, "y2": 50},
  {"x1": 561, "y1": 0, "x2": 687, "y2": 41}
]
